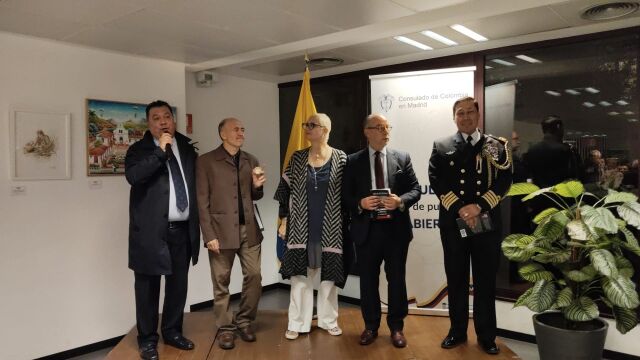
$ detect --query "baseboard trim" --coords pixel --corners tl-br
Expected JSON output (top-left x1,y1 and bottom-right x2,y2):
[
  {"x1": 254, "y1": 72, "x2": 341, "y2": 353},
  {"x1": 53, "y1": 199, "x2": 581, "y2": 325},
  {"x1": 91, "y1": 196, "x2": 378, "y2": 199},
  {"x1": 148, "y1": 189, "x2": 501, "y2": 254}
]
[
  {"x1": 496, "y1": 328, "x2": 639, "y2": 360},
  {"x1": 34, "y1": 335, "x2": 124, "y2": 360}
]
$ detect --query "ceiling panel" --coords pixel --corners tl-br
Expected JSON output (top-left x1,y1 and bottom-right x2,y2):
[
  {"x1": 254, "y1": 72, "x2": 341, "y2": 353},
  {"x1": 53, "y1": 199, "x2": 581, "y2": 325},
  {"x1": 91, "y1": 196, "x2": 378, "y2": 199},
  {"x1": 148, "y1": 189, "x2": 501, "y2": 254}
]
[
  {"x1": 333, "y1": 37, "x2": 426, "y2": 62},
  {"x1": 263, "y1": 0, "x2": 415, "y2": 30},
  {"x1": 460, "y1": 6, "x2": 570, "y2": 40},
  {"x1": 0, "y1": 0, "x2": 147, "y2": 25},
  {"x1": 151, "y1": 0, "x2": 340, "y2": 44},
  {"x1": 104, "y1": 9, "x2": 275, "y2": 56},
  {"x1": 389, "y1": 0, "x2": 469, "y2": 12},
  {"x1": 0, "y1": 7, "x2": 85, "y2": 40}
]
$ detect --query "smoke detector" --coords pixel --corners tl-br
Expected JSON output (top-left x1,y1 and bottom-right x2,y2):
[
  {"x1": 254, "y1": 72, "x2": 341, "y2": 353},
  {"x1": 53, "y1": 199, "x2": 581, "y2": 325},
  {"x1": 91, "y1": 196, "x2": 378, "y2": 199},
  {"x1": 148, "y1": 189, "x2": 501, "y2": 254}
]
[{"x1": 581, "y1": 2, "x2": 639, "y2": 21}]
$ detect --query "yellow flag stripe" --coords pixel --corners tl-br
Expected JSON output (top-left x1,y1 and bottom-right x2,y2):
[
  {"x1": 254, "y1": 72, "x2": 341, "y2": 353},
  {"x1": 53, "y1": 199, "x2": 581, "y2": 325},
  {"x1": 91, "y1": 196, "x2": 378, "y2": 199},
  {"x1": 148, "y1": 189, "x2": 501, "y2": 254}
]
[{"x1": 282, "y1": 67, "x2": 316, "y2": 170}]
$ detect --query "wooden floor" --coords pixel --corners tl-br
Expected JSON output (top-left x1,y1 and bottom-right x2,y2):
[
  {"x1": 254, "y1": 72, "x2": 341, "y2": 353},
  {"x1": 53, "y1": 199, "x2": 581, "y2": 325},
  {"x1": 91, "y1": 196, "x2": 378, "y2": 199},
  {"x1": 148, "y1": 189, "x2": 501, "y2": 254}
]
[{"x1": 107, "y1": 308, "x2": 520, "y2": 359}]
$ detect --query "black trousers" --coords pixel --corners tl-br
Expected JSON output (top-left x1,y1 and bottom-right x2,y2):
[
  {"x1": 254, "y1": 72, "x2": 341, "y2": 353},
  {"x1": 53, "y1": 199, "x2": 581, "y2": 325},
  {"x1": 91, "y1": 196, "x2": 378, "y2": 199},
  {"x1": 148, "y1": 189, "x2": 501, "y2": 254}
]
[
  {"x1": 440, "y1": 225, "x2": 501, "y2": 342},
  {"x1": 357, "y1": 221, "x2": 409, "y2": 332},
  {"x1": 134, "y1": 224, "x2": 190, "y2": 347}
]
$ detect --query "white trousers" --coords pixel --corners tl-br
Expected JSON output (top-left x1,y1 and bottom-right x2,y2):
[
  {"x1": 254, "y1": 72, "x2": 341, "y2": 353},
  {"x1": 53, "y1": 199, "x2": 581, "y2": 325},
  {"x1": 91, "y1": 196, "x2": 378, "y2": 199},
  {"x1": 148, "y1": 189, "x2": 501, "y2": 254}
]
[{"x1": 288, "y1": 267, "x2": 339, "y2": 332}]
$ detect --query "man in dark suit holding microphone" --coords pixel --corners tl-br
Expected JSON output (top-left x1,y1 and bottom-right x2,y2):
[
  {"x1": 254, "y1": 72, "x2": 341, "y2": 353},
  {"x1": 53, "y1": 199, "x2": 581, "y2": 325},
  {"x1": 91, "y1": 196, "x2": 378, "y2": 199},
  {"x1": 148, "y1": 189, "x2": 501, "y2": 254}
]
[
  {"x1": 342, "y1": 114, "x2": 421, "y2": 348},
  {"x1": 125, "y1": 100, "x2": 200, "y2": 360}
]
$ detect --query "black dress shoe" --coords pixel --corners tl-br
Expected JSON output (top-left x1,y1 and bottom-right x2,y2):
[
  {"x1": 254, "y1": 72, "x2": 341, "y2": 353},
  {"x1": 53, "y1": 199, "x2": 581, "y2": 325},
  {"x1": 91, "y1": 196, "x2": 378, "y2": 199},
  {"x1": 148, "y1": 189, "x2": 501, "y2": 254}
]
[
  {"x1": 479, "y1": 340, "x2": 500, "y2": 354},
  {"x1": 164, "y1": 334, "x2": 195, "y2": 350},
  {"x1": 139, "y1": 343, "x2": 158, "y2": 360},
  {"x1": 390, "y1": 330, "x2": 407, "y2": 348},
  {"x1": 441, "y1": 335, "x2": 467, "y2": 349}
]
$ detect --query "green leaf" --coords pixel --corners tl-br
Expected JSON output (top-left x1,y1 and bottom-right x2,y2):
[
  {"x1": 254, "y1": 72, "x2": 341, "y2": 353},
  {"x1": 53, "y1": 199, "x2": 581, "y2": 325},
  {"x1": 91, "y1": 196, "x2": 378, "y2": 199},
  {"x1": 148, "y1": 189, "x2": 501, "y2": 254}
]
[
  {"x1": 563, "y1": 297, "x2": 599, "y2": 322},
  {"x1": 612, "y1": 306, "x2": 639, "y2": 334},
  {"x1": 507, "y1": 182, "x2": 540, "y2": 197},
  {"x1": 566, "y1": 265, "x2": 598, "y2": 282},
  {"x1": 518, "y1": 263, "x2": 554, "y2": 282},
  {"x1": 553, "y1": 181, "x2": 585, "y2": 198},
  {"x1": 620, "y1": 241, "x2": 640, "y2": 257},
  {"x1": 526, "y1": 280, "x2": 557, "y2": 312},
  {"x1": 618, "y1": 225, "x2": 639, "y2": 247},
  {"x1": 534, "y1": 211, "x2": 570, "y2": 240},
  {"x1": 514, "y1": 287, "x2": 534, "y2": 308},
  {"x1": 617, "y1": 202, "x2": 640, "y2": 229},
  {"x1": 581, "y1": 205, "x2": 618, "y2": 234},
  {"x1": 554, "y1": 287, "x2": 573, "y2": 308},
  {"x1": 567, "y1": 220, "x2": 592, "y2": 241},
  {"x1": 502, "y1": 234, "x2": 536, "y2": 262},
  {"x1": 615, "y1": 256, "x2": 635, "y2": 278},
  {"x1": 604, "y1": 190, "x2": 638, "y2": 205},
  {"x1": 533, "y1": 208, "x2": 560, "y2": 225},
  {"x1": 523, "y1": 186, "x2": 554, "y2": 202},
  {"x1": 533, "y1": 250, "x2": 571, "y2": 264},
  {"x1": 602, "y1": 275, "x2": 640, "y2": 308},
  {"x1": 590, "y1": 249, "x2": 618, "y2": 277}
]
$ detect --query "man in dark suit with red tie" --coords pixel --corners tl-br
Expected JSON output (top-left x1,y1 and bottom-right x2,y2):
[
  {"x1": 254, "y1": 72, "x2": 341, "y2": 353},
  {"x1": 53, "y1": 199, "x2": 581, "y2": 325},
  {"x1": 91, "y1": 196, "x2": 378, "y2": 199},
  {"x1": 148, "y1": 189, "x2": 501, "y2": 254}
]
[
  {"x1": 342, "y1": 114, "x2": 421, "y2": 348},
  {"x1": 125, "y1": 100, "x2": 200, "y2": 360}
]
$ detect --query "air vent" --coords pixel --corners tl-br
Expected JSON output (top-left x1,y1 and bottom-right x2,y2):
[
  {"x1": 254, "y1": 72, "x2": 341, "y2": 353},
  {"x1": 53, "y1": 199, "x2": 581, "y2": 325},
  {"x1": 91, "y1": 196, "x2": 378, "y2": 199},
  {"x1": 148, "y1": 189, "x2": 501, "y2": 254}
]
[
  {"x1": 581, "y1": 2, "x2": 639, "y2": 21},
  {"x1": 307, "y1": 57, "x2": 344, "y2": 68}
]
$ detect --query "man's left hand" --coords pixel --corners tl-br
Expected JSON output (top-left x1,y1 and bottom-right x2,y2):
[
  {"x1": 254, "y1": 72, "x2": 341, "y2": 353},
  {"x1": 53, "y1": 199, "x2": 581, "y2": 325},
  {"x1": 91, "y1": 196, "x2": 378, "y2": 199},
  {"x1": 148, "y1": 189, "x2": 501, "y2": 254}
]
[{"x1": 382, "y1": 194, "x2": 402, "y2": 210}]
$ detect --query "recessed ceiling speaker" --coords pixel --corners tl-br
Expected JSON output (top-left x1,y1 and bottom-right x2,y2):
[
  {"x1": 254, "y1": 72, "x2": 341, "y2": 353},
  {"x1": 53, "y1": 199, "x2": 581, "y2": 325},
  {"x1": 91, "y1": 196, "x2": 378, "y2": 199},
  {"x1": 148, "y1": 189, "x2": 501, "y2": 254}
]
[
  {"x1": 307, "y1": 57, "x2": 344, "y2": 68},
  {"x1": 581, "y1": 1, "x2": 639, "y2": 21}
]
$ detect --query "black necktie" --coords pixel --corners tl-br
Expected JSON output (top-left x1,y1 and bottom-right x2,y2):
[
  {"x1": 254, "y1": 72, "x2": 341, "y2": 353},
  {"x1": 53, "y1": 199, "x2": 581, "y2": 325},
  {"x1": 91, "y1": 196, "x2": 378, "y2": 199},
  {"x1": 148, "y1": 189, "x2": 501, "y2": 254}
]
[
  {"x1": 466, "y1": 135, "x2": 473, "y2": 144},
  {"x1": 167, "y1": 148, "x2": 188, "y2": 212},
  {"x1": 374, "y1": 151, "x2": 385, "y2": 189}
]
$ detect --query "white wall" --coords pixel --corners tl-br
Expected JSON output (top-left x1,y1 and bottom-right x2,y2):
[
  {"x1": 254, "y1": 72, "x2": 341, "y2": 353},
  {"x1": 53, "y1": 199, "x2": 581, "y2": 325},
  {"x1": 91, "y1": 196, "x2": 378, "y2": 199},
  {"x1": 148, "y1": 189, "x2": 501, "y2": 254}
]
[
  {"x1": 185, "y1": 72, "x2": 281, "y2": 305},
  {"x1": 0, "y1": 32, "x2": 188, "y2": 359}
]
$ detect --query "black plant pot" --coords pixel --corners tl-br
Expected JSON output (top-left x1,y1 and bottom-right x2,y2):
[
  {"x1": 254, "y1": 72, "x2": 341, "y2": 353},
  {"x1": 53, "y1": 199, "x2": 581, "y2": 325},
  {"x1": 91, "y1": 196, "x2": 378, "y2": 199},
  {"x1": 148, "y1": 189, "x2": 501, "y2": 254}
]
[{"x1": 533, "y1": 312, "x2": 608, "y2": 360}]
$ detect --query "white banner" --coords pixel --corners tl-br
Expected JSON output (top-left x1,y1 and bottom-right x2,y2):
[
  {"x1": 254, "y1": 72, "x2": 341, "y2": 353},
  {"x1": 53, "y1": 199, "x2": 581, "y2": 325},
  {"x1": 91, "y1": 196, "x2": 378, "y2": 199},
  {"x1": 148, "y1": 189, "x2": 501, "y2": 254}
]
[{"x1": 370, "y1": 67, "x2": 475, "y2": 315}]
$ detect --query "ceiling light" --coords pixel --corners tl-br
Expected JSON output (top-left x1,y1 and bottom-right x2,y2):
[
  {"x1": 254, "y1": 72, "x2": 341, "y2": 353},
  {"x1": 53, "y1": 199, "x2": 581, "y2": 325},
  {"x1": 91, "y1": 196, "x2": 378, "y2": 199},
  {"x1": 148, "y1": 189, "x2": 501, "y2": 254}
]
[
  {"x1": 599, "y1": 101, "x2": 612, "y2": 106},
  {"x1": 491, "y1": 59, "x2": 516, "y2": 66},
  {"x1": 545, "y1": 91, "x2": 561, "y2": 97},
  {"x1": 584, "y1": 87, "x2": 600, "y2": 94},
  {"x1": 565, "y1": 89, "x2": 581, "y2": 95},
  {"x1": 393, "y1": 36, "x2": 433, "y2": 50},
  {"x1": 583, "y1": 102, "x2": 596, "y2": 108},
  {"x1": 608, "y1": 111, "x2": 620, "y2": 115},
  {"x1": 616, "y1": 100, "x2": 629, "y2": 105},
  {"x1": 515, "y1": 54, "x2": 541, "y2": 63},
  {"x1": 628, "y1": 118, "x2": 638, "y2": 122},
  {"x1": 421, "y1": 31, "x2": 458, "y2": 46},
  {"x1": 485, "y1": 65, "x2": 493, "y2": 69},
  {"x1": 450, "y1": 24, "x2": 488, "y2": 42},
  {"x1": 624, "y1": 111, "x2": 635, "y2": 115}
]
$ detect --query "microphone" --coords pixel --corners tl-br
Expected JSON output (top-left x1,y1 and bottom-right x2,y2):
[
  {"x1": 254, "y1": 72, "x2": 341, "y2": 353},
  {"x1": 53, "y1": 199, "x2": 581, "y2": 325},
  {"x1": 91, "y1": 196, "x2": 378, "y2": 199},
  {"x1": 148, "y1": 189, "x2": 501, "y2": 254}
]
[{"x1": 163, "y1": 130, "x2": 172, "y2": 159}]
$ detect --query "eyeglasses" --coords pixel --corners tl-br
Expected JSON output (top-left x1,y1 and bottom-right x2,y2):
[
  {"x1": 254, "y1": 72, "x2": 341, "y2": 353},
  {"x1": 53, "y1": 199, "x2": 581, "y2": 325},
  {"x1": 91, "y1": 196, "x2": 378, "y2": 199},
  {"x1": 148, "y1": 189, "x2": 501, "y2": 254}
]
[
  {"x1": 302, "y1": 122, "x2": 325, "y2": 130},
  {"x1": 366, "y1": 125, "x2": 393, "y2": 132}
]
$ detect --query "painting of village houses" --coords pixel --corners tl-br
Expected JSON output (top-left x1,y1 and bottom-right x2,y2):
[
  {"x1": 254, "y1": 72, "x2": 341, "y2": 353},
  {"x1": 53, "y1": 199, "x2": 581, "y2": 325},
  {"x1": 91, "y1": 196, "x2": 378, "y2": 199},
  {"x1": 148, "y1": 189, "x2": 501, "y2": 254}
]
[{"x1": 86, "y1": 99, "x2": 147, "y2": 175}]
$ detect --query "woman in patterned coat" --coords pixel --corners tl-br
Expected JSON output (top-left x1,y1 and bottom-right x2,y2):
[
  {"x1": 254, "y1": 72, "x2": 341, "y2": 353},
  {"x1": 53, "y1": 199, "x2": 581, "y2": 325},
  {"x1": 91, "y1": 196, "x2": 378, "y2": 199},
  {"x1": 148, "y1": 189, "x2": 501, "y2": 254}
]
[{"x1": 274, "y1": 113, "x2": 349, "y2": 340}]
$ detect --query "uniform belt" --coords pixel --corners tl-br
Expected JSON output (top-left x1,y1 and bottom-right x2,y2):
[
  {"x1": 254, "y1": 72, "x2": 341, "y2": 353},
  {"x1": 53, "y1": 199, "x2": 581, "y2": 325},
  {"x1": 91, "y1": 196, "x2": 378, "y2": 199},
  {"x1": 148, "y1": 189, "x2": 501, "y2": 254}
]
[{"x1": 168, "y1": 220, "x2": 188, "y2": 229}]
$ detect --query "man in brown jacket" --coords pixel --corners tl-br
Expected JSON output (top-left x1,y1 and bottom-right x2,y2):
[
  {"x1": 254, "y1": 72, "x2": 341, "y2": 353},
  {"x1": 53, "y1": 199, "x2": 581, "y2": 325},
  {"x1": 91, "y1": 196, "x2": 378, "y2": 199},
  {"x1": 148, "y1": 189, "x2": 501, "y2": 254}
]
[{"x1": 196, "y1": 117, "x2": 266, "y2": 350}]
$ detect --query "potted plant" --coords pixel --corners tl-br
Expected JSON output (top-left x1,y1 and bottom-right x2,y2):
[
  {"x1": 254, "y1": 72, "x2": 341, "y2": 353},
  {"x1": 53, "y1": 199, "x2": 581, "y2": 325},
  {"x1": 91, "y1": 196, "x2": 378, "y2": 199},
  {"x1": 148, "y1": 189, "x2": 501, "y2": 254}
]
[{"x1": 503, "y1": 180, "x2": 640, "y2": 360}]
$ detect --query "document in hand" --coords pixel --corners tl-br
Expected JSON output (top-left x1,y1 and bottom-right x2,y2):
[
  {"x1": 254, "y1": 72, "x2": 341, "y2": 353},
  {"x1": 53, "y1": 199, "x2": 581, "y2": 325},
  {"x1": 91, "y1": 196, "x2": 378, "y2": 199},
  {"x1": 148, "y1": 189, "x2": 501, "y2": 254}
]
[
  {"x1": 456, "y1": 212, "x2": 493, "y2": 238},
  {"x1": 371, "y1": 188, "x2": 392, "y2": 220}
]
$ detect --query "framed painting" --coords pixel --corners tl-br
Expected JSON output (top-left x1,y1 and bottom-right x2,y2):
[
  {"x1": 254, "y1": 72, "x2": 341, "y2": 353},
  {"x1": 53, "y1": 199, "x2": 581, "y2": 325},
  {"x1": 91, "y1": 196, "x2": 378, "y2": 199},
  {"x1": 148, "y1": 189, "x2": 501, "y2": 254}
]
[
  {"x1": 9, "y1": 108, "x2": 71, "y2": 180},
  {"x1": 86, "y1": 99, "x2": 148, "y2": 176}
]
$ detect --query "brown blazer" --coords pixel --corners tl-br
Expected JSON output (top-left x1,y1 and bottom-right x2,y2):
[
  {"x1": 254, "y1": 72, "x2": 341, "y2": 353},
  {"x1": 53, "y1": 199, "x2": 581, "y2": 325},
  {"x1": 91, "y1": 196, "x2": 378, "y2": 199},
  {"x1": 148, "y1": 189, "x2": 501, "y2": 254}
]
[{"x1": 196, "y1": 145, "x2": 264, "y2": 249}]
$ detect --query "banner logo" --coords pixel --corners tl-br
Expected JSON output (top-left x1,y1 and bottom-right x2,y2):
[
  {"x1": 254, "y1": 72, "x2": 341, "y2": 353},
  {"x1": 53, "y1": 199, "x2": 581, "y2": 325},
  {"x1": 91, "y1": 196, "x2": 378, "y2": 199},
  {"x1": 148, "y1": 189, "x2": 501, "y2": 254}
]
[{"x1": 378, "y1": 94, "x2": 394, "y2": 112}]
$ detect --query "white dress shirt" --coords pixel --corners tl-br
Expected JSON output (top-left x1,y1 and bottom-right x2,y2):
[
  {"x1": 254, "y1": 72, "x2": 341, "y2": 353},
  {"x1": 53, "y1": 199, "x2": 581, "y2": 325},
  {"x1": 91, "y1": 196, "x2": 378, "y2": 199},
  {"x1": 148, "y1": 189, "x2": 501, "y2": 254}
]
[{"x1": 154, "y1": 137, "x2": 190, "y2": 221}]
